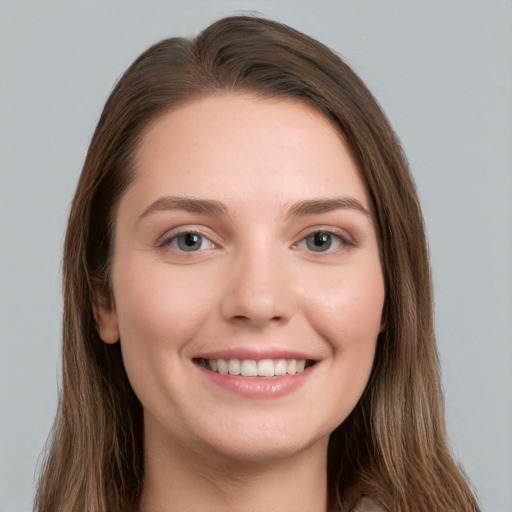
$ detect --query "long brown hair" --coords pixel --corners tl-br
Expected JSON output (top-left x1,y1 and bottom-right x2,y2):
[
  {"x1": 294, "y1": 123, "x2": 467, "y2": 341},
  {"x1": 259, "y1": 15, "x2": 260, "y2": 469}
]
[{"x1": 35, "y1": 15, "x2": 479, "y2": 512}]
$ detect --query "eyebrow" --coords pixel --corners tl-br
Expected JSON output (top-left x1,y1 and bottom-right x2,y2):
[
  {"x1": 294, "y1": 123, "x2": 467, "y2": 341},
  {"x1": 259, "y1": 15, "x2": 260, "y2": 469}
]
[
  {"x1": 286, "y1": 197, "x2": 371, "y2": 218},
  {"x1": 139, "y1": 196, "x2": 229, "y2": 220},
  {"x1": 138, "y1": 195, "x2": 371, "y2": 221}
]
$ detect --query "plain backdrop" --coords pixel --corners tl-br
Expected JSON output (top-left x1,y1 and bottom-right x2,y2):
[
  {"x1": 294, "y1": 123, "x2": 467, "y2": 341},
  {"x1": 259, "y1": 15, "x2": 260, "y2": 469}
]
[{"x1": 1, "y1": 1, "x2": 511, "y2": 511}]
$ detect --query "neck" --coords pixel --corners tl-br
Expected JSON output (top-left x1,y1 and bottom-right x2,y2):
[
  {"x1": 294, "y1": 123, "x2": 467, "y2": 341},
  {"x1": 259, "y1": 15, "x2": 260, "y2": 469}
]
[{"x1": 139, "y1": 429, "x2": 330, "y2": 512}]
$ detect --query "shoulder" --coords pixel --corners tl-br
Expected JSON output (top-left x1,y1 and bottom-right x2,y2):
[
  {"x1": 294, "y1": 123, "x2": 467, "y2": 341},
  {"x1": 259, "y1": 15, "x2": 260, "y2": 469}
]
[{"x1": 350, "y1": 494, "x2": 388, "y2": 512}]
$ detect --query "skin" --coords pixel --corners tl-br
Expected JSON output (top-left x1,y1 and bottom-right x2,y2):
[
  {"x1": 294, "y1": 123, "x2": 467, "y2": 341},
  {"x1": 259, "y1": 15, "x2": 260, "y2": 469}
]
[{"x1": 96, "y1": 94, "x2": 385, "y2": 512}]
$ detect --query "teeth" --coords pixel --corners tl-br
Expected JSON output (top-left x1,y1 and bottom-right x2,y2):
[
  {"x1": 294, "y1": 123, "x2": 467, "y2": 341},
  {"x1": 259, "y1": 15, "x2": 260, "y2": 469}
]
[
  {"x1": 217, "y1": 358, "x2": 229, "y2": 374},
  {"x1": 257, "y1": 359, "x2": 274, "y2": 377},
  {"x1": 274, "y1": 359, "x2": 287, "y2": 376},
  {"x1": 228, "y1": 358, "x2": 241, "y2": 375},
  {"x1": 199, "y1": 358, "x2": 310, "y2": 377},
  {"x1": 241, "y1": 359, "x2": 258, "y2": 377}
]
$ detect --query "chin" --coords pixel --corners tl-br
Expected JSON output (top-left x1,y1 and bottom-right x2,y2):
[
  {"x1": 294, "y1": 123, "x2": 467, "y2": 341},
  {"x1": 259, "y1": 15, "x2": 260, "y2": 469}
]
[{"x1": 183, "y1": 412, "x2": 334, "y2": 466}]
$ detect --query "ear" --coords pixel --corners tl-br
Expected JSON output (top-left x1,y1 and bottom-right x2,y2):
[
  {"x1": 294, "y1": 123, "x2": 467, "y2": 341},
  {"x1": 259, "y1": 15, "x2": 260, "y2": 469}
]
[{"x1": 93, "y1": 293, "x2": 120, "y2": 344}]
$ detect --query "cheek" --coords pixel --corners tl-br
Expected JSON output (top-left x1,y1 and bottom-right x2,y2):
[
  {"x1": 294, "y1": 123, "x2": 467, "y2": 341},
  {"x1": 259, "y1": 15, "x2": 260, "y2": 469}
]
[
  {"x1": 303, "y1": 258, "x2": 384, "y2": 408},
  {"x1": 111, "y1": 259, "x2": 217, "y2": 381},
  {"x1": 304, "y1": 262, "x2": 385, "y2": 351},
  {"x1": 114, "y1": 256, "x2": 214, "y2": 333},
  {"x1": 304, "y1": 264, "x2": 384, "y2": 425}
]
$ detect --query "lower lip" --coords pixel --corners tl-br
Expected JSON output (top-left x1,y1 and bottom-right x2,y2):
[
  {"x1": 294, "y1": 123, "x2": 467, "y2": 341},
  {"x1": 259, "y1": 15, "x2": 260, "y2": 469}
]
[{"x1": 195, "y1": 364, "x2": 315, "y2": 399}]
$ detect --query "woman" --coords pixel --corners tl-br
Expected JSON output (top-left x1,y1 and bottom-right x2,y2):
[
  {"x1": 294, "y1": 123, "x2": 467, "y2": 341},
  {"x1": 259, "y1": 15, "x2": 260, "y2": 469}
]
[{"x1": 35, "y1": 15, "x2": 480, "y2": 512}]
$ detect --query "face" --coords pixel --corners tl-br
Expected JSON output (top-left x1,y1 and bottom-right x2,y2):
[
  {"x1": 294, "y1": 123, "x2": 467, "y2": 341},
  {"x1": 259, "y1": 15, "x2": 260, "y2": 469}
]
[{"x1": 96, "y1": 94, "x2": 385, "y2": 464}]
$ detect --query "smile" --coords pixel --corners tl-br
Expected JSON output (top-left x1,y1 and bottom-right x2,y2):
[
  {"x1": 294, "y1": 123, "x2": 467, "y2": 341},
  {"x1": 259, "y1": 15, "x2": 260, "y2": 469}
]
[{"x1": 194, "y1": 358, "x2": 313, "y2": 377}]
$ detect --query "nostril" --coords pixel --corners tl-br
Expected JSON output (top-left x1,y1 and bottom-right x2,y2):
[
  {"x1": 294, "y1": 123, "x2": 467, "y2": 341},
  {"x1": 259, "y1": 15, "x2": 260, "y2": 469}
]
[
  {"x1": 231, "y1": 315, "x2": 285, "y2": 324},
  {"x1": 221, "y1": 286, "x2": 294, "y2": 326}
]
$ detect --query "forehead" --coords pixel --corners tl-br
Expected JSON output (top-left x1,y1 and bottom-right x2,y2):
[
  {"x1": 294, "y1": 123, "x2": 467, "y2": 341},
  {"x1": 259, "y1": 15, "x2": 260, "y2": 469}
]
[{"x1": 127, "y1": 93, "x2": 368, "y2": 213}]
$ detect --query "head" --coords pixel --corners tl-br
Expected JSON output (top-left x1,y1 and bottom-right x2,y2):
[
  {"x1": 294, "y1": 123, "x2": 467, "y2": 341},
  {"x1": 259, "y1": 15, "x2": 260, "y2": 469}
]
[{"x1": 54, "y1": 15, "x2": 439, "y2": 510}]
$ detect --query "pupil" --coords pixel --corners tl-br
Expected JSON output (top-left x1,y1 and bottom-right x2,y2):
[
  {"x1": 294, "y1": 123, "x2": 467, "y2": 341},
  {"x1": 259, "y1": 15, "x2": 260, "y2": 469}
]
[
  {"x1": 308, "y1": 232, "x2": 332, "y2": 251},
  {"x1": 179, "y1": 233, "x2": 201, "y2": 251}
]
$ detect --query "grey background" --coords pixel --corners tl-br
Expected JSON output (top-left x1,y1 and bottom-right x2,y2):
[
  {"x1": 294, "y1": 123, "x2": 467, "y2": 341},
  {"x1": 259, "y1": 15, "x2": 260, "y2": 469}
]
[{"x1": 1, "y1": 1, "x2": 511, "y2": 511}]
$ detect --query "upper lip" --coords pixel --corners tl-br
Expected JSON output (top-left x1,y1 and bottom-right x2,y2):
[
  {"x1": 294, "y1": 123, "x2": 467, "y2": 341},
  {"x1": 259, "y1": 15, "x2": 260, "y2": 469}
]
[{"x1": 193, "y1": 347, "x2": 319, "y2": 361}]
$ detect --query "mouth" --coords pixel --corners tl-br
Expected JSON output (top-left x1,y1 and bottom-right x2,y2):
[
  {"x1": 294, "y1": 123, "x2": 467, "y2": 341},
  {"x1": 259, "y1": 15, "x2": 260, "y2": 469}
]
[{"x1": 193, "y1": 357, "x2": 316, "y2": 377}]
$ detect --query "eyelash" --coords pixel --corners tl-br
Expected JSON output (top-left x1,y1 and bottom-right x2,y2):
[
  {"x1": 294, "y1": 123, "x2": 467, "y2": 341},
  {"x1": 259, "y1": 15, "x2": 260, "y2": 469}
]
[
  {"x1": 293, "y1": 228, "x2": 354, "y2": 254},
  {"x1": 157, "y1": 229, "x2": 216, "y2": 252},
  {"x1": 157, "y1": 227, "x2": 354, "y2": 255}
]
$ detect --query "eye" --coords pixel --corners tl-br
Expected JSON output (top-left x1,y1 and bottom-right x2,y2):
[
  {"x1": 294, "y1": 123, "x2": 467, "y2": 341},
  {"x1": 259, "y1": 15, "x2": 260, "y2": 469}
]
[
  {"x1": 163, "y1": 232, "x2": 215, "y2": 252},
  {"x1": 305, "y1": 231, "x2": 339, "y2": 252},
  {"x1": 296, "y1": 230, "x2": 351, "y2": 253}
]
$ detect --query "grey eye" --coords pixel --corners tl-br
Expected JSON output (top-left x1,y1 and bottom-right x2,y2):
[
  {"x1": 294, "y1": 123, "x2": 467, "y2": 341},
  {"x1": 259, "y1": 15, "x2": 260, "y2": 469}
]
[
  {"x1": 168, "y1": 232, "x2": 214, "y2": 252},
  {"x1": 305, "y1": 232, "x2": 335, "y2": 252}
]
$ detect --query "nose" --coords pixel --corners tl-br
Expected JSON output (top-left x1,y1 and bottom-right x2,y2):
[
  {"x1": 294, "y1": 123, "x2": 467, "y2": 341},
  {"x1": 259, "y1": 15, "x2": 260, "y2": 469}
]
[{"x1": 219, "y1": 248, "x2": 296, "y2": 327}]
